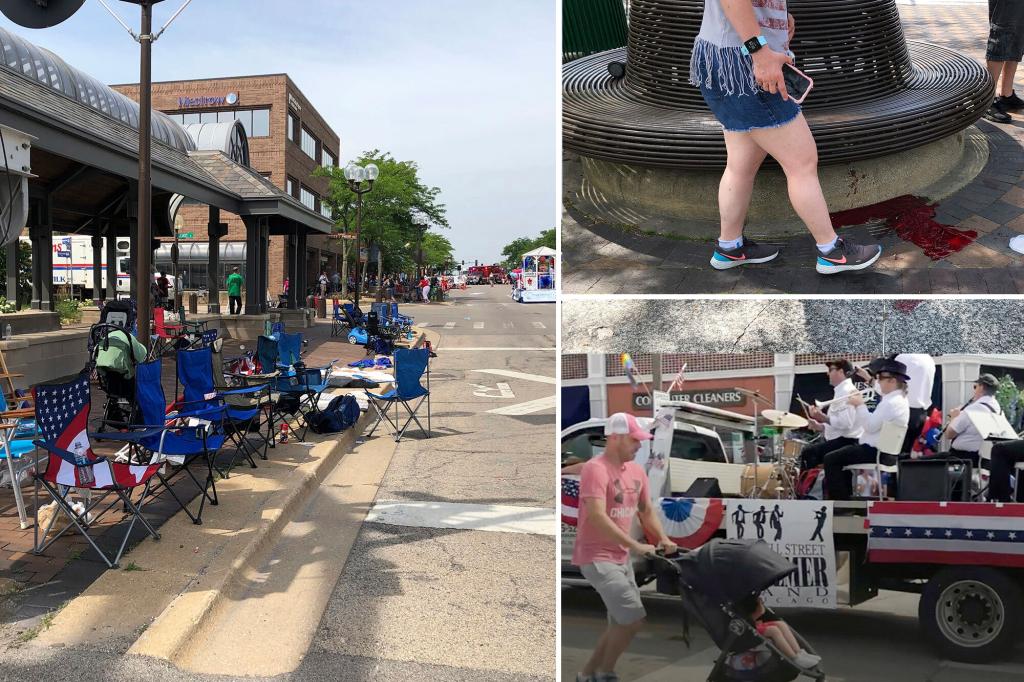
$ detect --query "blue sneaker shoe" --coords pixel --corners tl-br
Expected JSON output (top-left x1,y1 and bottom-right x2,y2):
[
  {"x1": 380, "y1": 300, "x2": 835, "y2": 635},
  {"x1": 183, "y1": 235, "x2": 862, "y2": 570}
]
[
  {"x1": 710, "y1": 238, "x2": 780, "y2": 270},
  {"x1": 816, "y1": 238, "x2": 881, "y2": 275}
]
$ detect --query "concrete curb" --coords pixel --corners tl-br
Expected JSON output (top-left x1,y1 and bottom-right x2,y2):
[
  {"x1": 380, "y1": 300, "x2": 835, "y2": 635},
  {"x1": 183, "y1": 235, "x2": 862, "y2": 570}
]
[{"x1": 127, "y1": 404, "x2": 380, "y2": 663}]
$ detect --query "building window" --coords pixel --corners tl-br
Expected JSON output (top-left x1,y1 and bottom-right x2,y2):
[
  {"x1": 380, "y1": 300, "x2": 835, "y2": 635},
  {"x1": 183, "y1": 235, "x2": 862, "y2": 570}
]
[
  {"x1": 321, "y1": 148, "x2": 336, "y2": 169},
  {"x1": 286, "y1": 177, "x2": 295, "y2": 197},
  {"x1": 320, "y1": 202, "x2": 333, "y2": 219},
  {"x1": 288, "y1": 111, "x2": 299, "y2": 143},
  {"x1": 234, "y1": 109, "x2": 252, "y2": 135},
  {"x1": 300, "y1": 126, "x2": 317, "y2": 160},
  {"x1": 300, "y1": 186, "x2": 316, "y2": 210},
  {"x1": 251, "y1": 108, "x2": 270, "y2": 137}
]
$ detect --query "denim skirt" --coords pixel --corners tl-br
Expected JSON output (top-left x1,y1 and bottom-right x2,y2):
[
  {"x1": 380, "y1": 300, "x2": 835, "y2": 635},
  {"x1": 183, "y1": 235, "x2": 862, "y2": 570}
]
[{"x1": 692, "y1": 41, "x2": 802, "y2": 133}]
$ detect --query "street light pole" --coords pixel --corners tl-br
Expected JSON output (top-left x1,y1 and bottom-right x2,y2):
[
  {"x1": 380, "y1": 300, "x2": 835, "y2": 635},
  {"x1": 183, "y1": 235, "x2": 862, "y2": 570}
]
[
  {"x1": 343, "y1": 162, "x2": 378, "y2": 310},
  {"x1": 136, "y1": 0, "x2": 154, "y2": 345}
]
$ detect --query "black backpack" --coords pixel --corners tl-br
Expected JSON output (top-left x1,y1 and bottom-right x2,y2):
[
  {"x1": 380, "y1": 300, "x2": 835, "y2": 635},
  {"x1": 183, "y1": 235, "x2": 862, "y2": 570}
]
[{"x1": 308, "y1": 394, "x2": 360, "y2": 435}]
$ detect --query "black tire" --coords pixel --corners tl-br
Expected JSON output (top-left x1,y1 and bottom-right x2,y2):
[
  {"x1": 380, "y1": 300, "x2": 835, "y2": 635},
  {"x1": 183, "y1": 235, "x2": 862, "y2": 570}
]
[{"x1": 919, "y1": 566, "x2": 1023, "y2": 663}]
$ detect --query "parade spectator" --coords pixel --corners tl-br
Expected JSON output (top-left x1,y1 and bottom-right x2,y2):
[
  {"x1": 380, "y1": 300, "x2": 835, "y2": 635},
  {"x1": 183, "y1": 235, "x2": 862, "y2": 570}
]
[
  {"x1": 572, "y1": 413, "x2": 676, "y2": 682},
  {"x1": 738, "y1": 594, "x2": 821, "y2": 668},
  {"x1": 692, "y1": 0, "x2": 880, "y2": 274},
  {"x1": 227, "y1": 266, "x2": 243, "y2": 315},
  {"x1": 156, "y1": 271, "x2": 170, "y2": 307},
  {"x1": 330, "y1": 270, "x2": 340, "y2": 293},
  {"x1": 420, "y1": 275, "x2": 430, "y2": 303},
  {"x1": 317, "y1": 271, "x2": 328, "y2": 297},
  {"x1": 984, "y1": 0, "x2": 1024, "y2": 123}
]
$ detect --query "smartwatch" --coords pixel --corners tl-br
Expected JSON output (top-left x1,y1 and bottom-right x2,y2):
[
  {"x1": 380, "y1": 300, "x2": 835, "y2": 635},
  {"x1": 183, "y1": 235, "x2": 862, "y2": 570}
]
[{"x1": 740, "y1": 35, "x2": 768, "y2": 56}]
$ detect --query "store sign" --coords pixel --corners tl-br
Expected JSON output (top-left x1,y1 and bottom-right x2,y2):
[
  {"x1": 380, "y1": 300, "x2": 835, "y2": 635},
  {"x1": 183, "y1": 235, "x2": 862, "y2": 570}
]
[
  {"x1": 178, "y1": 92, "x2": 238, "y2": 108},
  {"x1": 631, "y1": 389, "x2": 746, "y2": 410}
]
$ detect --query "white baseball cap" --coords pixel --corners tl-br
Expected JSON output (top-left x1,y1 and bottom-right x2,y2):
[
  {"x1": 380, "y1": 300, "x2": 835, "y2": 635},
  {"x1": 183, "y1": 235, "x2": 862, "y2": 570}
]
[{"x1": 604, "y1": 412, "x2": 653, "y2": 441}]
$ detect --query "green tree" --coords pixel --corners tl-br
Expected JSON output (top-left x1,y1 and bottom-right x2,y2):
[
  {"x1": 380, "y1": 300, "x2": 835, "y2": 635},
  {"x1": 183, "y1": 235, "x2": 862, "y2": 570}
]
[
  {"x1": 315, "y1": 150, "x2": 449, "y2": 299},
  {"x1": 500, "y1": 229, "x2": 556, "y2": 269},
  {"x1": 421, "y1": 232, "x2": 455, "y2": 270}
]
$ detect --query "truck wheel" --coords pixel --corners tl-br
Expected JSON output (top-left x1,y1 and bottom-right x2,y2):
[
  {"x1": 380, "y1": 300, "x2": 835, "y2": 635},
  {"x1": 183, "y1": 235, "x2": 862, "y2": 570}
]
[{"x1": 919, "y1": 566, "x2": 1022, "y2": 663}]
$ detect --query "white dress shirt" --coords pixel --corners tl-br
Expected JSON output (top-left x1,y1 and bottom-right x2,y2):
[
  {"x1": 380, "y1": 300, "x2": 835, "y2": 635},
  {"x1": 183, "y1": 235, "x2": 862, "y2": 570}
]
[
  {"x1": 825, "y1": 378, "x2": 865, "y2": 441},
  {"x1": 894, "y1": 354, "x2": 935, "y2": 410},
  {"x1": 856, "y1": 390, "x2": 910, "y2": 448},
  {"x1": 950, "y1": 395, "x2": 1002, "y2": 453}
]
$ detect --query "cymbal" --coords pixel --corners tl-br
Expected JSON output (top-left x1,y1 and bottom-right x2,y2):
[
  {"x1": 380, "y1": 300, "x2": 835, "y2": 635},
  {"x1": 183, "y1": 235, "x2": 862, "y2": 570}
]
[{"x1": 761, "y1": 409, "x2": 809, "y2": 430}]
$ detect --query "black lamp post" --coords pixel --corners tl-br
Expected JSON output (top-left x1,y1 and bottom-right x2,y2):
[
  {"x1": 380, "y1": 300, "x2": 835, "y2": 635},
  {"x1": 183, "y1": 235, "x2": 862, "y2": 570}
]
[{"x1": 342, "y1": 162, "x2": 378, "y2": 309}]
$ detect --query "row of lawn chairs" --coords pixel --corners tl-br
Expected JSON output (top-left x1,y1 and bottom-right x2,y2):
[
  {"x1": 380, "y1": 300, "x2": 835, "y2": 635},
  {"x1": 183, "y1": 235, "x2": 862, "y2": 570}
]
[{"x1": 5, "y1": 300, "x2": 430, "y2": 570}]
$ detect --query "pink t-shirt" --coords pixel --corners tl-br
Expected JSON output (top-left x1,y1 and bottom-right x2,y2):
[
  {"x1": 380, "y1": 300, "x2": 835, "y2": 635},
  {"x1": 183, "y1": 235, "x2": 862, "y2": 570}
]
[{"x1": 572, "y1": 453, "x2": 650, "y2": 566}]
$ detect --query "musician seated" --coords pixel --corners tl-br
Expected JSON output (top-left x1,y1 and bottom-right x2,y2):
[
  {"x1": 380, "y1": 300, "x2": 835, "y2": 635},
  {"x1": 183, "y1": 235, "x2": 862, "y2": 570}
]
[
  {"x1": 823, "y1": 359, "x2": 911, "y2": 501},
  {"x1": 945, "y1": 373, "x2": 1002, "y2": 470},
  {"x1": 800, "y1": 359, "x2": 864, "y2": 472}
]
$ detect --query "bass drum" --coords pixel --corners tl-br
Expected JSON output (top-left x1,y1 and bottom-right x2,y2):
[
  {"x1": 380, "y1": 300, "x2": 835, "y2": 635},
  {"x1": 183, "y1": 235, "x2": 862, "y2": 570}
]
[{"x1": 741, "y1": 464, "x2": 795, "y2": 499}]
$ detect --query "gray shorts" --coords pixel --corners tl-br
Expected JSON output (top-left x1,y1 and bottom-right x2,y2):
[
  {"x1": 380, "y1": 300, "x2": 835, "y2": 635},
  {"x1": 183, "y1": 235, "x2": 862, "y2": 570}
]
[
  {"x1": 988, "y1": 0, "x2": 1024, "y2": 62},
  {"x1": 580, "y1": 561, "x2": 646, "y2": 626}
]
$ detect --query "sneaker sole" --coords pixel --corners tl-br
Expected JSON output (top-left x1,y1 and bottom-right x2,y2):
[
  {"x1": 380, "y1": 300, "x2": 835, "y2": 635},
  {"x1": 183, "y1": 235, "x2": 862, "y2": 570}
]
[
  {"x1": 816, "y1": 247, "x2": 881, "y2": 275},
  {"x1": 710, "y1": 251, "x2": 779, "y2": 270}
]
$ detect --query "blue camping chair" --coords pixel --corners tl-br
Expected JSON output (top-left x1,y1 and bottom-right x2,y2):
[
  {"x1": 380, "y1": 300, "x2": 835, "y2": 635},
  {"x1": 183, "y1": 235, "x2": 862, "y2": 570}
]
[
  {"x1": 99, "y1": 359, "x2": 227, "y2": 525},
  {"x1": 365, "y1": 348, "x2": 431, "y2": 442},
  {"x1": 0, "y1": 388, "x2": 38, "y2": 529},
  {"x1": 277, "y1": 332, "x2": 304, "y2": 369},
  {"x1": 177, "y1": 346, "x2": 272, "y2": 476},
  {"x1": 273, "y1": 359, "x2": 337, "y2": 442},
  {"x1": 256, "y1": 335, "x2": 279, "y2": 374}
]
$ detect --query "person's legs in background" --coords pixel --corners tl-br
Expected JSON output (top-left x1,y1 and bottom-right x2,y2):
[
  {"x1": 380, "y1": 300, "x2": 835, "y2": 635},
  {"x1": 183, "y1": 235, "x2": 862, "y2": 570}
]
[
  {"x1": 823, "y1": 444, "x2": 878, "y2": 500},
  {"x1": 989, "y1": 440, "x2": 1024, "y2": 501}
]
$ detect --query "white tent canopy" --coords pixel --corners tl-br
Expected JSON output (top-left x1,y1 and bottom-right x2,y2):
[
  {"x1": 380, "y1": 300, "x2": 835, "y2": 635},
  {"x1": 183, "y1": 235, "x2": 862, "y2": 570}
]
[{"x1": 522, "y1": 246, "x2": 556, "y2": 258}]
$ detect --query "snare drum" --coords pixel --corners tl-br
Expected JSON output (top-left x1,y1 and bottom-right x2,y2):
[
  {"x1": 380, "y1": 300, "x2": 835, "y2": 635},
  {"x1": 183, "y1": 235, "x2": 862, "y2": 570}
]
[
  {"x1": 741, "y1": 464, "x2": 795, "y2": 499},
  {"x1": 782, "y1": 439, "x2": 808, "y2": 462}
]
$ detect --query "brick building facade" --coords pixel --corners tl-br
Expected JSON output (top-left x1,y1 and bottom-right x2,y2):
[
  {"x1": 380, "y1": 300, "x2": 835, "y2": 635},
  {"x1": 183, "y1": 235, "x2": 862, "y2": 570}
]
[{"x1": 111, "y1": 74, "x2": 343, "y2": 299}]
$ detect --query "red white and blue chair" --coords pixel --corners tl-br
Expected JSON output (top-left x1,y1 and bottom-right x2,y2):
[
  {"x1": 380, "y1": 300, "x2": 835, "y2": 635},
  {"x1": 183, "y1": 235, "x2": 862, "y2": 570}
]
[
  {"x1": 32, "y1": 374, "x2": 163, "y2": 568},
  {"x1": 365, "y1": 347, "x2": 431, "y2": 442}
]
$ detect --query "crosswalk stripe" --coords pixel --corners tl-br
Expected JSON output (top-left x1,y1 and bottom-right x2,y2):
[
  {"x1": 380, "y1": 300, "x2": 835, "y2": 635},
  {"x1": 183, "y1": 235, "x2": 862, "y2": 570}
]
[
  {"x1": 444, "y1": 322, "x2": 456, "y2": 329},
  {"x1": 366, "y1": 501, "x2": 556, "y2": 536},
  {"x1": 487, "y1": 395, "x2": 556, "y2": 416},
  {"x1": 473, "y1": 322, "x2": 484, "y2": 329},
  {"x1": 472, "y1": 369, "x2": 557, "y2": 385},
  {"x1": 532, "y1": 322, "x2": 546, "y2": 329},
  {"x1": 503, "y1": 321, "x2": 514, "y2": 329}
]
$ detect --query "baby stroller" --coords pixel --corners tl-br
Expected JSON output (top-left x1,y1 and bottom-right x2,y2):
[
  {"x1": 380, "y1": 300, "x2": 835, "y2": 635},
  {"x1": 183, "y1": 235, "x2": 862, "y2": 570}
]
[
  {"x1": 654, "y1": 539, "x2": 826, "y2": 682},
  {"x1": 89, "y1": 323, "x2": 147, "y2": 427}
]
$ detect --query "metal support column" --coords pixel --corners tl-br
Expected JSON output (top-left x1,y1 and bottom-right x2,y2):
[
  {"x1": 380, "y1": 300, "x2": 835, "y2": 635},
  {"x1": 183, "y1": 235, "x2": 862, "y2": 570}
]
[
  {"x1": 260, "y1": 217, "x2": 269, "y2": 314},
  {"x1": 295, "y1": 230, "x2": 308, "y2": 308},
  {"x1": 5, "y1": 242, "x2": 17, "y2": 310},
  {"x1": 127, "y1": 182, "x2": 139, "y2": 300},
  {"x1": 286, "y1": 229, "x2": 298, "y2": 309},
  {"x1": 91, "y1": 234, "x2": 102, "y2": 306},
  {"x1": 243, "y1": 216, "x2": 261, "y2": 315},
  {"x1": 207, "y1": 206, "x2": 222, "y2": 313},
  {"x1": 104, "y1": 220, "x2": 117, "y2": 302}
]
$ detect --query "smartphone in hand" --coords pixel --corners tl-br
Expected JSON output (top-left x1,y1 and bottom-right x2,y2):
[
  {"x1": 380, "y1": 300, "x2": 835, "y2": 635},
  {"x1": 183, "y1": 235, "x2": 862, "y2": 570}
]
[{"x1": 782, "y1": 63, "x2": 813, "y2": 104}]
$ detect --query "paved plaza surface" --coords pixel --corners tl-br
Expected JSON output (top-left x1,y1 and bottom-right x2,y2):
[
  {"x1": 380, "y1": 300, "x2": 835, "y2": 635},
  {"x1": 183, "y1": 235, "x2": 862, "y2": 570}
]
[
  {"x1": 564, "y1": 2, "x2": 1024, "y2": 295},
  {"x1": 562, "y1": 586, "x2": 1024, "y2": 682},
  {"x1": 0, "y1": 287, "x2": 556, "y2": 681}
]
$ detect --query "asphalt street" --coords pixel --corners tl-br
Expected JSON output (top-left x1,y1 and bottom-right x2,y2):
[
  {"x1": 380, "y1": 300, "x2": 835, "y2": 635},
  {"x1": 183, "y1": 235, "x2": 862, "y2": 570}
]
[
  {"x1": 293, "y1": 285, "x2": 557, "y2": 681},
  {"x1": 562, "y1": 586, "x2": 1024, "y2": 682}
]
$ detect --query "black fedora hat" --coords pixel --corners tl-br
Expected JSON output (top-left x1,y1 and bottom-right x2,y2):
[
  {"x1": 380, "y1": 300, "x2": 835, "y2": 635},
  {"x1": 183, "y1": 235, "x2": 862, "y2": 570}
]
[{"x1": 873, "y1": 358, "x2": 910, "y2": 382}]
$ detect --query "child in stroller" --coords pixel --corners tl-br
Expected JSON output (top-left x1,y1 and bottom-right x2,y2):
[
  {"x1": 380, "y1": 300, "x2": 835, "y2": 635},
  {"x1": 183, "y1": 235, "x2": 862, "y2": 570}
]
[
  {"x1": 653, "y1": 538, "x2": 825, "y2": 682},
  {"x1": 738, "y1": 593, "x2": 821, "y2": 670}
]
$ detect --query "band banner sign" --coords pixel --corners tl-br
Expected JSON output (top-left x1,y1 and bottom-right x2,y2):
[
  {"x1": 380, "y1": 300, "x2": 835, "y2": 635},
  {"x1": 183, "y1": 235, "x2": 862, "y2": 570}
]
[
  {"x1": 633, "y1": 389, "x2": 746, "y2": 410},
  {"x1": 725, "y1": 500, "x2": 837, "y2": 608}
]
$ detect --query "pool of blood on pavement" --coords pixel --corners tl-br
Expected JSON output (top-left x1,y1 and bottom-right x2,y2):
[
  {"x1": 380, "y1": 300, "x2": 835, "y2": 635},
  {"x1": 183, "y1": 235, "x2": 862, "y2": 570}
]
[{"x1": 830, "y1": 195, "x2": 977, "y2": 260}]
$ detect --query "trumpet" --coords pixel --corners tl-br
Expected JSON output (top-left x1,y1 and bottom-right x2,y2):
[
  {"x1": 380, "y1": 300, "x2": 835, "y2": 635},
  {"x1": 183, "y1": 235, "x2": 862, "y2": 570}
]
[{"x1": 814, "y1": 386, "x2": 876, "y2": 410}]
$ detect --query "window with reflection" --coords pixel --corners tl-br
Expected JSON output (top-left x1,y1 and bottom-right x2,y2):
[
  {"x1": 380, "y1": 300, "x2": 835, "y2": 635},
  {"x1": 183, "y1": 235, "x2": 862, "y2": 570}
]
[{"x1": 301, "y1": 126, "x2": 317, "y2": 159}]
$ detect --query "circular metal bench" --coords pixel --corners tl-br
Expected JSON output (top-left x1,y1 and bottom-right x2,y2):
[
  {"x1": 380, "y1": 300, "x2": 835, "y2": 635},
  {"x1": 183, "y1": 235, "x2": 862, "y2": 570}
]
[{"x1": 563, "y1": 0, "x2": 994, "y2": 169}]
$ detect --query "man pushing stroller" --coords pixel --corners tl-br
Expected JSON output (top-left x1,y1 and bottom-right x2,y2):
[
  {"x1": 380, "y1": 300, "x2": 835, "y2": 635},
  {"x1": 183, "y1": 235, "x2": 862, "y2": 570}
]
[{"x1": 572, "y1": 412, "x2": 678, "y2": 682}]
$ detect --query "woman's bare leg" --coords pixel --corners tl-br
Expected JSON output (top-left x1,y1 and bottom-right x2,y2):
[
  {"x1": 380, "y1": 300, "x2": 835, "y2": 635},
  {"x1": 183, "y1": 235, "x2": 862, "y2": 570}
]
[
  {"x1": 719, "y1": 132, "x2": 769, "y2": 241},
  {"x1": 749, "y1": 115, "x2": 837, "y2": 245}
]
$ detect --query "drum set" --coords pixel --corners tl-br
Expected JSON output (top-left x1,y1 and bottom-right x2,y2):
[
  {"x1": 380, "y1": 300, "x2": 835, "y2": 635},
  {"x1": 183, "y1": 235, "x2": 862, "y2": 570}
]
[{"x1": 741, "y1": 409, "x2": 809, "y2": 499}]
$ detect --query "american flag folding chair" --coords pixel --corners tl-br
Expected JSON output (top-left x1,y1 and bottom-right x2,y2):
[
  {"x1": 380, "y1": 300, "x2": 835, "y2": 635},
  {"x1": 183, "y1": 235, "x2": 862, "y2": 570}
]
[
  {"x1": 32, "y1": 374, "x2": 163, "y2": 569},
  {"x1": 365, "y1": 347, "x2": 431, "y2": 442},
  {"x1": 99, "y1": 358, "x2": 227, "y2": 525}
]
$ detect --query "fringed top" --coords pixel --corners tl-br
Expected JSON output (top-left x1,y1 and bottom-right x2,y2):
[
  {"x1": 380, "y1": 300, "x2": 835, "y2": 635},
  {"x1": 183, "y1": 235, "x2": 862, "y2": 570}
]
[{"x1": 689, "y1": 0, "x2": 791, "y2": 97}]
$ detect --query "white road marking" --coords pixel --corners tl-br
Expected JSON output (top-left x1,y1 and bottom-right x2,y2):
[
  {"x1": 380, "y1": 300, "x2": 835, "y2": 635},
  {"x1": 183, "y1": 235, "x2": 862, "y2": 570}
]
[
  {"x1": 503, "y1": 321, "x2": 514, "y2": 329},
  {"x1": 531, "y1": 321, "x2": 546, "y2": 329},
  {"x1": 472, "y1": 369, "x2": 557, "y2": 385},
  {"x1": 366, "y1": 501, "x2": 556, "y2": 536},
  {"x1": 418, "y1": 322, "x2": 429, "y2": 327},
  {"x1": 470, "y1": 382, "x2": 515, "y2": 399},
  {"x1": 444, "y1": 322, "x2": 456, "y2": 329},
  {"x1": 473, "y1": 322, "x2": 484, "y2": 329},
  {"x1": 487, "y1": 395, "x2": 556, "y2": 415},
  {"x1": 440, "y1": 347, "x2": 555, "y2": 352}
]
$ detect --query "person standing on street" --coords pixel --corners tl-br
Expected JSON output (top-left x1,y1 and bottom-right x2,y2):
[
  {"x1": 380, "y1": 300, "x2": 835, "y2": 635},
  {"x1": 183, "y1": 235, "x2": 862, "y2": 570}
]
[
  {"x1": 226, "y1": 266, "x2": 243, "y2": 315},
  {"x1": 330, "y1": 270, "x2": 340, "y2": 294},
  {"x1": 984, "y1": 0, "x2": 1024, "y2": 123},
  {"x1": 573, "y1": 413, "x2": 677, "y2": 682}
]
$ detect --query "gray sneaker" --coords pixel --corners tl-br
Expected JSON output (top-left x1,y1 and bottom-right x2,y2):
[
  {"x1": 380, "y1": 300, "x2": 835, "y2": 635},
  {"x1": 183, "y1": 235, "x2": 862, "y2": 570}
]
[
  {"x1": 575, "y1": 674, "x2": 593, "y2": 682},
  {"x1": 594, "y1": 673, "x2": 620, "y2": 682}
]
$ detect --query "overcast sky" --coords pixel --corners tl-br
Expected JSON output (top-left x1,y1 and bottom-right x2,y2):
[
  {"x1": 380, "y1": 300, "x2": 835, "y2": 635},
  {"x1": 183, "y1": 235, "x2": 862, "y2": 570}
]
[{"x1": 0, "y1": 0, "x2": 556, "y2": 264}]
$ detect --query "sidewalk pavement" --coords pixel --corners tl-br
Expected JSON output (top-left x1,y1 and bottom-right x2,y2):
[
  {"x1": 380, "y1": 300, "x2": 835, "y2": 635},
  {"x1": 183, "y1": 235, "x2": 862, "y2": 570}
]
[{"x1": 564, "y1": 3, "x2": 1024, "y2": 295}]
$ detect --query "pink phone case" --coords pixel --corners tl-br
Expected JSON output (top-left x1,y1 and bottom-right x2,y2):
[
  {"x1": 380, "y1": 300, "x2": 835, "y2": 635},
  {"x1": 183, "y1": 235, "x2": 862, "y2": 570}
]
[{"x1": 784, "y1": 64, "x2": 814, "y2": 104}]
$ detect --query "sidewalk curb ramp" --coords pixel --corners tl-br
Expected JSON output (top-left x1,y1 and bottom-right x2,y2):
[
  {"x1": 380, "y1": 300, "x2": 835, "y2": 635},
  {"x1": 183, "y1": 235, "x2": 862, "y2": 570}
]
[{"x1": 125, "y1": 404, "x2": 379, "y2": 663}]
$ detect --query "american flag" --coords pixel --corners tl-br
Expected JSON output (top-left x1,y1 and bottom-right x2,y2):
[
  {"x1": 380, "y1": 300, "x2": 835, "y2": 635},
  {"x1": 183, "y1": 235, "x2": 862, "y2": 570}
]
[
  {"x1": 562, "y1": 476, "x2": 580, "y2": 526},
  {"x1": 35, "y1": 375, "x2": 159, "y2": 490},
  {"x1": 868, "y1": 501, "x2": 1024, "y2": 568}
]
